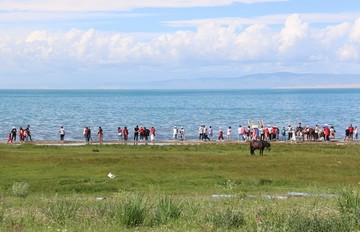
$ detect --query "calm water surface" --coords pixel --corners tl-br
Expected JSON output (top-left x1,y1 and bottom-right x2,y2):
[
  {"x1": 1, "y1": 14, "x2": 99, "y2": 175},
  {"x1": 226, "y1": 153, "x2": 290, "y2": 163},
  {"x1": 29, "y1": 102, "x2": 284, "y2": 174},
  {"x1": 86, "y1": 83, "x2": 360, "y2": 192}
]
[{"x1": 0, "y1": 89, "x2": 359, "y2": 141}]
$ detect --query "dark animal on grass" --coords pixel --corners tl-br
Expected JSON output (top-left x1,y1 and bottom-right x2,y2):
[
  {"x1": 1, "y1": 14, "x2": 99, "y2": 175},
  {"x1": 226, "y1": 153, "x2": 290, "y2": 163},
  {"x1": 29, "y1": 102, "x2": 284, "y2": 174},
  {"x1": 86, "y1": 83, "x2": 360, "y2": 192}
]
[{"x1": 250, "y1": 140, "x2": 271, "y2": 155}]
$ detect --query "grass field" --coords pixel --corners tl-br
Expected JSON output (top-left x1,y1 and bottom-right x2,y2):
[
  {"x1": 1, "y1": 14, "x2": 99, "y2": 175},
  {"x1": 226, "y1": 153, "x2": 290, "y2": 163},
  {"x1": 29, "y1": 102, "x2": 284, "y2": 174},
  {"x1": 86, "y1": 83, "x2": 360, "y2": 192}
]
[{"x1": 1, "y1": 142, "x2": 360, "y2": 231}]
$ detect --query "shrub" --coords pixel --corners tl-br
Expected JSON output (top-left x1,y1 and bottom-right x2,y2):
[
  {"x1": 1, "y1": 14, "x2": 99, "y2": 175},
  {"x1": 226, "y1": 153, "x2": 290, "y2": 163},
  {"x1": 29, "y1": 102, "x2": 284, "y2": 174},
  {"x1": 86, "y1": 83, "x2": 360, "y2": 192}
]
[{"x1": 11, "y1": 182, "x2": 30, "y2": 198}]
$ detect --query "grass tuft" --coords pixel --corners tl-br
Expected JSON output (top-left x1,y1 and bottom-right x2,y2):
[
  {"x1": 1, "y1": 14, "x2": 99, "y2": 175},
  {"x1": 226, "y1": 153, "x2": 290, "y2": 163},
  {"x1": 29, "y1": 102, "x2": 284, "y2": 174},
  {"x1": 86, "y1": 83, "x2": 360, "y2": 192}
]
[
  {"x1": 120, "y1": 193, "x2": 148, "y2": 227},
  {"x1": 152, "y1": 195, "x2": 183, "y2": 225},
  {"x1": 11, "y1": 182, "x2": 30, "y2": 198},
  {"x1": 205, "y1": 207, "x2": 246, "y2": 229}
]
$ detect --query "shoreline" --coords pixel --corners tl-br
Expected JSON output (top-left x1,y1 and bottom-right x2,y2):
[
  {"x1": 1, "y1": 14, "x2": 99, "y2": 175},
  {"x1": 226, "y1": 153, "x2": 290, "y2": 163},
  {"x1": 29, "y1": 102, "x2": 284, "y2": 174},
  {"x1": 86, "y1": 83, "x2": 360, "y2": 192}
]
[{"x1": 1, "y1": 139, "x2": 358, "y2": 146}]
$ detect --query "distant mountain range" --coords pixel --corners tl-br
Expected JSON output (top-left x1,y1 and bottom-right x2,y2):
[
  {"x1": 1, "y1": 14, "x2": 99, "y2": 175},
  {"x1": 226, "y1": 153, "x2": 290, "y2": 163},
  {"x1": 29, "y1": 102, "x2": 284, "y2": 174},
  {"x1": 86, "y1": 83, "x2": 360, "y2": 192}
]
[{"x1": 135, "y1": 72, "x2": 360, "y2": 89}]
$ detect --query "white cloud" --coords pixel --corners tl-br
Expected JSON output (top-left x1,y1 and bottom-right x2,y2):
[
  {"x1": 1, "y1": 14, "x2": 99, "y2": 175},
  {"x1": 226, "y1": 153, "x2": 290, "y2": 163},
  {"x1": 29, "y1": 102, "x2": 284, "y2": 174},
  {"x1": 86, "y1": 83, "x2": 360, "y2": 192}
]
[
  {"x1": 317, "y1": 23, "x2": 351, "y2": 49},
  {"x1": 278, "y1": 14, "x2": 308, "y2": 53},
  {"x1": 0, "y1": 0, "x2": 287, "y2": 11},
  {"x1": 26, "y1": 30, "x2": 50, "y2": 43},
  {"x1": 1, "y1": 15, "x2": 360, "y2": 77},
  {"x1": 337, "y1": 18, "x2": 360, "y2": 61}
]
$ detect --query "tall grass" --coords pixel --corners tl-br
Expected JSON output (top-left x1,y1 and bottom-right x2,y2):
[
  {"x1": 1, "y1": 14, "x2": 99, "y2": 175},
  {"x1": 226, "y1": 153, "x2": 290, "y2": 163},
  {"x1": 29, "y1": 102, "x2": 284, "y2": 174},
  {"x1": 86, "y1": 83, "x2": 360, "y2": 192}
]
[
  {"x1": 152, "y1": 195, "x2": 183, "y2": 225},
  {"x1": 40, "y1": 196, "x2": 81, "y2": 225},
  {"x1": 205, "y1": 207, "x2": 246, "y2": 229},
  {"x1": 0, "y1": 190, "x2": 360, "y2": 231},
  {"x1": 120, "y1": 193, "x2": 148, "y2": 227}
]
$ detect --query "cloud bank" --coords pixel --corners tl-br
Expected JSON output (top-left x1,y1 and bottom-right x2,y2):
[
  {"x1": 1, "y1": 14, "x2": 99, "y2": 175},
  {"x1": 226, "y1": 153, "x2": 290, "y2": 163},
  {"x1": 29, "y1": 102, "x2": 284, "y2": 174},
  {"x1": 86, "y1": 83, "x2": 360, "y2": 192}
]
[
  {"x1": 1, "y1": 11, "x2": 360, "y2": 88},
  {"x1": 1, "y1": 15, "x2": 359, "y2": 66}
]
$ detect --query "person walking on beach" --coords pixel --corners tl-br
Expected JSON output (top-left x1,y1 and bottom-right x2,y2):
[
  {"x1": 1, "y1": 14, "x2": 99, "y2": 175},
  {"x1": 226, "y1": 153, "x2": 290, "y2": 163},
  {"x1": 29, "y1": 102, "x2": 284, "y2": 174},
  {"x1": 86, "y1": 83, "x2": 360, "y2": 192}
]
[
  {"x1": 117, "y1": 127, "x2": 123, "y2": 143},
  {"x1": 226, "y1": 126, "x2": 232, "y2": 140},
  {"x1": 344, "y1": 126, "x2": 350, "y2": 141},
  {"x1": 355, "y1": 126, "x2": 358, "y2": 140},
  {"x1": 173, "y1": 126, "x2": 178, "y2": 140},
  {"x1": 238, "y1": 125, "x2": 242, "y2": 141},
  {"x1": 11, "y1": 127, "x2": 17, "y2": 142},
  {"x1": 179, "y1": 126, "x2": 185, "y2": 141},
  {"x1": 281, "y1": 127, "x2": 286, "y2": 141},
  {"x1": 314, "y1": 125, "x2": 319, "y2": 141},
  {"x1": 59, "y1": 126, "x2": 65, "y2": 144},
  {"x1": 83, "y1": 127, "x2": 87, "y2": 142},
  {"x1": 98, "y1": 126, "x2": 103, "y2": 144},
  {"x1": 26, "y1": 125, "x2": 32, "y2": 141},
  {"x1": 287, "y1": 124, "x2": 292, "y2": 141},
  {"x1": 123, "y1": 126, "x2": 129, "y2": 143},
  {"x1": 203, "y1": 127, "x2": 210, "y2": 141},
  {"x1": 139, "y1": 127, "x2": 144, "y2": 141},
  {"x1": 324, "y1": 126, "x2": 330, "y2": 141},
  {"x1": 150, "y1": 126, "x2": 156, "y2": 144},
  {"x1": 198, "y1": 125, "x2": 203, "y2": 140},
  {"x1": 143, "y1": 127, "x2": 149, "y2": 143},
  {"x1": 134, "y1": 125, "x2": 139, "y2": 144},
  {"x1": 19, "y1": 127, "x2": 25, "y2": 143},
  {"x1": 208, "y1": 126, "x2": 213, "y2": 138},
  {"x1": 88, "y1": 126, "x2": 93, "y2": 143},
  {"x1": 218, "y1": 127, "x2": 224, "y2": 141},
  {"x1": 84, "y1": 127, "x2": 90, "y2": 144},
  {"x1": 259, "y1": 126, "x2": 265, "y2": 141},
  {"x1": 348, "y1": 124, "x2": 354, "y2": 140}
]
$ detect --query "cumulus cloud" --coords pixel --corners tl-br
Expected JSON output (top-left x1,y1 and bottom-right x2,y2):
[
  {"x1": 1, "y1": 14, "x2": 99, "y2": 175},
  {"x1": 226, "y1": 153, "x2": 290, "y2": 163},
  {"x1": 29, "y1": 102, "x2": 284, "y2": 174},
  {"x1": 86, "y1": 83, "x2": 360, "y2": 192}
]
[
  {"x1": 337, "y1": 18, "x2": 360, "y2": 61},
  {"x1": 278, "y1": 14, "x2": 308, "y2": 53},
  {"x1": 1, "y1": 15, "x2": 360, "y2": 76}
]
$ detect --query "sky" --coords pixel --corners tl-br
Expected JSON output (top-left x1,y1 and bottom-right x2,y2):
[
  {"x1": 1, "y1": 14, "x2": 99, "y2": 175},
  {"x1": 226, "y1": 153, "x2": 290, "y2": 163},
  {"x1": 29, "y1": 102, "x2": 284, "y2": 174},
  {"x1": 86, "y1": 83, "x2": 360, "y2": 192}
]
[{"x1": 0, "y1": 0, "x2": 360, "y2": 89}]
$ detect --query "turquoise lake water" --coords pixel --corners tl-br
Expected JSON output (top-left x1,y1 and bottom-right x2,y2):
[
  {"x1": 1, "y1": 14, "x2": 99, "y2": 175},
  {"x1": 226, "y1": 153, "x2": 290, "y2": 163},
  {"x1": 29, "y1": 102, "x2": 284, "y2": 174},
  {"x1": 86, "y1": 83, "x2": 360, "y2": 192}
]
[{"x1": 0, "y1": 89, "x2": 359, "y2": 141}]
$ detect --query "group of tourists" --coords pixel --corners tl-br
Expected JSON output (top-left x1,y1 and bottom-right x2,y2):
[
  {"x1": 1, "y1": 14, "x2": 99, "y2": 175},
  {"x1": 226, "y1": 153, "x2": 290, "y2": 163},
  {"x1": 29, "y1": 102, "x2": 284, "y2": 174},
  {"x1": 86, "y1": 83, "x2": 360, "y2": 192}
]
[
  {"x1": 3, "y1": 122, "x2": 358, "y2": 144},
  {"x1": 133, "y1": 125, "x2": 156, "y2": 143},
  {"x1": 192, "y1": 122, "x2": 358, "y2": 143},
  {"x1": 172, "y1": 126, "x2": 185, "y2": 140},
  {"x1": 6, "y1": 125, "x2": 32, "y2": 144}
]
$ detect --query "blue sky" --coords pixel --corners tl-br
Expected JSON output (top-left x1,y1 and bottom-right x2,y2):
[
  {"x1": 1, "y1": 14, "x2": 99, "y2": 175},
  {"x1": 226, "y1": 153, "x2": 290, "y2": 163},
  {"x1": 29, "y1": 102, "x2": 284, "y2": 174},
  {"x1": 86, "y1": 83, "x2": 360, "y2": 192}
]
[{"x1": 0, "y1": 0, "x2": 359, "y2": 89}]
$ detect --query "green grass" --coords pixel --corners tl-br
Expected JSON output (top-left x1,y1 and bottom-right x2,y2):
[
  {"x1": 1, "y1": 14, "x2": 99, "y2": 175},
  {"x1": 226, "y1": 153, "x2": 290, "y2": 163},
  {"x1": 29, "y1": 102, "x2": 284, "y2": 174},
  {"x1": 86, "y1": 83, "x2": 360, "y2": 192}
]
[
  {"x1": 1, "y1": 142, "x2": 360, "y2": 231},
  {"x1": 1, "y1": 143, "x2": 359, "y2": 196}
]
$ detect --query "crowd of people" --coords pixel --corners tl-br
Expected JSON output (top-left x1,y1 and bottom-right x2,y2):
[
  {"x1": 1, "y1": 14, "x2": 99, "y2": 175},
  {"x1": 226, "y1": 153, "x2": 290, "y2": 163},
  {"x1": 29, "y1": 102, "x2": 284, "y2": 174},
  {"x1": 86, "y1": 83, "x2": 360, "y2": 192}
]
[
  {"x1": 6, "y1": 125, "x2": 32, "y2": 144},
  {"x1": 174, "y1": 122, "x2": 359, "y2": 143},
  {"x1": 3, "y1": 122, "x2": 359, "y2": 144}
]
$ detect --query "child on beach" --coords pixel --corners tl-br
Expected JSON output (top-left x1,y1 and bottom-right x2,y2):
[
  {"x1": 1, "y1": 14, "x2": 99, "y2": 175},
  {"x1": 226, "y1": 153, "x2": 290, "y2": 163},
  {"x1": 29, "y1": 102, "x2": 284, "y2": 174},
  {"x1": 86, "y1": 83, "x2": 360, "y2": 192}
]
[{"x1": 7, "y1": 133, "x2": 12, "y2": 143}]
